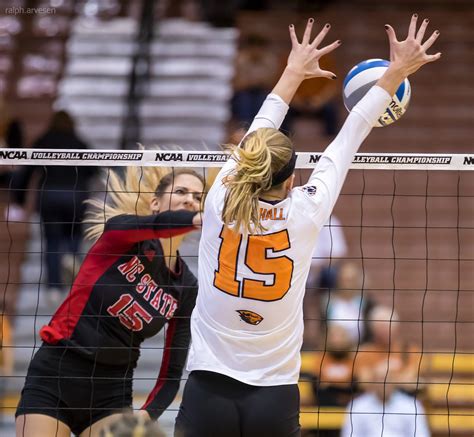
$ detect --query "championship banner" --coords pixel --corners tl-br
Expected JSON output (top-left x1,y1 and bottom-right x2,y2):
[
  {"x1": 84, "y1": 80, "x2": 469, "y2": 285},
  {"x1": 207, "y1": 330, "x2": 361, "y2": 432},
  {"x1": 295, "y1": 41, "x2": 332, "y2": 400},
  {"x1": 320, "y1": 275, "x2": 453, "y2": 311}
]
[{"x1": 1, "y1": 149, "x2": 473, "y2": 171}]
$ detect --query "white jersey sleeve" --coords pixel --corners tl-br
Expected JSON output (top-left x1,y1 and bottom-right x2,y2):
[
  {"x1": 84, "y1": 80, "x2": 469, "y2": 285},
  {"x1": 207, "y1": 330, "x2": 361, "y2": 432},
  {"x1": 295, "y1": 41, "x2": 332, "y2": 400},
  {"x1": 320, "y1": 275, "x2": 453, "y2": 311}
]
[{"x1": 296, "y1": 86, "x2": 392, "y2": 225}]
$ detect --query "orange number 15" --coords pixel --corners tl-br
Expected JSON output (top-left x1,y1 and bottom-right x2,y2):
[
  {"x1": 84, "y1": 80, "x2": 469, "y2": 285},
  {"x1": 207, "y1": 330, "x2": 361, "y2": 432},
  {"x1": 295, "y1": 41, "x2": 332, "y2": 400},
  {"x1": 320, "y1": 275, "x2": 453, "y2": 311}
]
[{"x1": 213, "y1": 226, "x2": 294, "y2": 302}]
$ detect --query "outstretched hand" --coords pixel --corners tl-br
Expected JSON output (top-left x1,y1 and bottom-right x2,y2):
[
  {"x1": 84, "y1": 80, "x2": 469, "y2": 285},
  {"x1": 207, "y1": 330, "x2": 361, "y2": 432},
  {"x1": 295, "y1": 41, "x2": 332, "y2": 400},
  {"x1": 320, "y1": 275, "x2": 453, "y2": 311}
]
[
  {"x1": 385, "y1": 14, "x2": 441, "y2": 77},
  {"x1": 286, "y1": 18, "x2": 341, "y2": 80}
]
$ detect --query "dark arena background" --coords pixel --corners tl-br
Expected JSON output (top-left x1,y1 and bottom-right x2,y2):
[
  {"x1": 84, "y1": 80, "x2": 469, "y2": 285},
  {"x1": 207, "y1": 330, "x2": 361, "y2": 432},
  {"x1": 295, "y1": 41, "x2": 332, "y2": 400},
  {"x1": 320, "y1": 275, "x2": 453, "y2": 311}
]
[{"x1": 0, "y1": 0, "x2": 472, "y2": 436}]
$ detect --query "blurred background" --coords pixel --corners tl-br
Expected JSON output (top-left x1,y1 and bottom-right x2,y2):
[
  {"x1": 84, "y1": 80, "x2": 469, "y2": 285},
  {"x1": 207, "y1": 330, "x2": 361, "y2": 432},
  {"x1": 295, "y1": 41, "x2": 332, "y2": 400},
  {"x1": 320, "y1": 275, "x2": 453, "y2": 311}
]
[{"x1": 0, "y1": 0, "x2": 472, "y2": 435}]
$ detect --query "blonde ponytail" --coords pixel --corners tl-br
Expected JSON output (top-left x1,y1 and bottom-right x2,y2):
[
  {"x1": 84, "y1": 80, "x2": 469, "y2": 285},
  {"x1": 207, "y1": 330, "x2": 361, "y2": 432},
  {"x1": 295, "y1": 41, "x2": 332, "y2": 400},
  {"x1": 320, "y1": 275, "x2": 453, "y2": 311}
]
[{"x1": 222, "y1": 128, "x2": 294, "y2": 234}]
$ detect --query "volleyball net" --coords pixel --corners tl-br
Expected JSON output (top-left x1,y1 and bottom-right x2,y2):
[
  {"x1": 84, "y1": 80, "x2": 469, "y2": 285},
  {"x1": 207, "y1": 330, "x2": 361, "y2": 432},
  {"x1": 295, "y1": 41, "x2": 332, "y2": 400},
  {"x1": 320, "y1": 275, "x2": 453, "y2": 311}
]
[{"x1": 0, "y1": 149, "x2": 472, "y2": 434}]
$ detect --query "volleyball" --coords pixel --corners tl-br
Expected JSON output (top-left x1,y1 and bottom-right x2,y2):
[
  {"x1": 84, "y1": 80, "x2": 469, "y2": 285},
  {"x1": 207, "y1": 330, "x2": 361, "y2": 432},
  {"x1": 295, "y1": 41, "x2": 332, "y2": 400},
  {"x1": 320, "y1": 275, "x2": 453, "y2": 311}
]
[{"x1": 343, "y1": 58, "x2": 411, "y2": 127}]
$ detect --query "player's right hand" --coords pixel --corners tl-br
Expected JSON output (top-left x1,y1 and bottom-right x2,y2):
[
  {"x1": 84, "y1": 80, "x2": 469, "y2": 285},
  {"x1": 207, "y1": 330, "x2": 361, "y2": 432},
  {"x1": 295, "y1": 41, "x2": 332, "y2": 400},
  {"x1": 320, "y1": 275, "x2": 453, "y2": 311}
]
[{"x1": 286, "y1": 18, "x2": 341, "y2": 80}]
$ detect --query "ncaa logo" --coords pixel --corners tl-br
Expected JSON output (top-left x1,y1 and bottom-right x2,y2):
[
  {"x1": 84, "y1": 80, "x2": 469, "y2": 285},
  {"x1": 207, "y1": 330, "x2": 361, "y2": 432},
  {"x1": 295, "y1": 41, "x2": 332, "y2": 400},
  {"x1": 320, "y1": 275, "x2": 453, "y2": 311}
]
[
  {"x1": 0, "y1": 150, "x2": 27, "y2": 159},
  {"x1": 155, "y1": 152, "x2": 183, "y2": 162}
]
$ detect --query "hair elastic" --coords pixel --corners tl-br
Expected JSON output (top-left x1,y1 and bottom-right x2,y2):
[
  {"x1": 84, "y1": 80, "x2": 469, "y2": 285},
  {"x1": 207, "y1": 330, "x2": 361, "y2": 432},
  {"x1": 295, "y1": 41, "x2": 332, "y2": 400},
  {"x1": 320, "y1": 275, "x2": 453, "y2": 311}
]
[{"x1": 271, "y1": 150, "x2": 296, "y2": 186}]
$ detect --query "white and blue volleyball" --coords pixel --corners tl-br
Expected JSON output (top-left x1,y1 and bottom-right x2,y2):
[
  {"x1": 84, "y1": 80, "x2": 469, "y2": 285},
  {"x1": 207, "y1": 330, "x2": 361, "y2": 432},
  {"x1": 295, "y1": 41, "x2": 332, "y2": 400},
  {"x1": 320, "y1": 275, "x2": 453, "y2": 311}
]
[{"x1": 343, "y1": 59, "x2": 411, "y2": 127}]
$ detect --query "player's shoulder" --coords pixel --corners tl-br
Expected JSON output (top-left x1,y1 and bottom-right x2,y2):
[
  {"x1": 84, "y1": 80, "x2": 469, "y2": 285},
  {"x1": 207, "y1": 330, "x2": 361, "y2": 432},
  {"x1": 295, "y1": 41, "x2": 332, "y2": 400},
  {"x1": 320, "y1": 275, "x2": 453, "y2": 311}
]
[
  {"x1": 289, "y1": 184, "x2": 325, "y2": 217},
  {"x1": 292, "y1": 184, "x2": 320, "y2": 200}
]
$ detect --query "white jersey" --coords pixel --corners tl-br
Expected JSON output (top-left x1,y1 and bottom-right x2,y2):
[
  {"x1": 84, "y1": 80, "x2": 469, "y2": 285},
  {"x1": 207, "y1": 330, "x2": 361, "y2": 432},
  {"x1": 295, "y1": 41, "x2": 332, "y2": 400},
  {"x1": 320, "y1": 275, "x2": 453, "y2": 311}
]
[{"x1": 187, "y1": 86, "x2": 391, "y2": 385}]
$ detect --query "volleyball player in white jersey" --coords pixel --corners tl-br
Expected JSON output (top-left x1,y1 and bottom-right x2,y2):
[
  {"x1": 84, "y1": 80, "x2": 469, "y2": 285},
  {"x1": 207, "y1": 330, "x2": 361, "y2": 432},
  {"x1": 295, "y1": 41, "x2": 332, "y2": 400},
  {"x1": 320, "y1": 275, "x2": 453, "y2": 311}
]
[{"x1": 176, "y1": 16, "x2": 440, "y2": 437}]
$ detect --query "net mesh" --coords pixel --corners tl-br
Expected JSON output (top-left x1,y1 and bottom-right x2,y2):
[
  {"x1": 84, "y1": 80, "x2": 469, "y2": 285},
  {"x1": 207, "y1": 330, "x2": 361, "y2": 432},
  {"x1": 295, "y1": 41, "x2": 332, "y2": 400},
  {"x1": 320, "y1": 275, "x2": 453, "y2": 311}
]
[{"x1": 0, "y1": 150, "x2": 472, "y2": 435}]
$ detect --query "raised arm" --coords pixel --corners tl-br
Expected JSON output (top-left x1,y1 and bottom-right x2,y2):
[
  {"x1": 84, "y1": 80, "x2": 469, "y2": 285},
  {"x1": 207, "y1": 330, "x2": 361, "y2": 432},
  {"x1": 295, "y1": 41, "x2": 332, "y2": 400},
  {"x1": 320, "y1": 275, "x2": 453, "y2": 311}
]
[
  {"x1": 306, "y1": 15, "x2": 441, "y2": 220},
  {"x1": 98, "y1": 210, "x2": 199, "y2": 253},
  {"x1": 211, "y1": 19, "x2": 341, "y2": 191},
  {"x1": 272, "y1": 19, "x2": 340, "y2": 104},
  {"x1": 247, "y1": 18, "x2": 340, "y2": 135},
  {"x1": 377, "y1": 14, "x2": 441, "y2": 95}
]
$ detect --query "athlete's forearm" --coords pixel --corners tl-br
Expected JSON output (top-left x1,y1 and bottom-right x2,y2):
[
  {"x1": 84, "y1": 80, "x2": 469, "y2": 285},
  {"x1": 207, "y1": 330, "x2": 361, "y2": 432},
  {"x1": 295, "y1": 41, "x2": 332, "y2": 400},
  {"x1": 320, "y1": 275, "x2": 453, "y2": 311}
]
[
  {"x1": 93, "y1": 211, "x2": 198, "y2": 256},
  {"x1": 376, "y1": 63, "x2": 407, "y2": 97},
  {"x1": 143, "y1": 380, "x2": 179, "y2": 420},
  {"x1": 142, "y1": 314, "x2": 192, "y2": 420},
  {"x1": 104, "y1": 210, "x2": 198, "y2": 240},
  {"x1": 271, "y1": 67, "x2": 305, "y2": 105}
]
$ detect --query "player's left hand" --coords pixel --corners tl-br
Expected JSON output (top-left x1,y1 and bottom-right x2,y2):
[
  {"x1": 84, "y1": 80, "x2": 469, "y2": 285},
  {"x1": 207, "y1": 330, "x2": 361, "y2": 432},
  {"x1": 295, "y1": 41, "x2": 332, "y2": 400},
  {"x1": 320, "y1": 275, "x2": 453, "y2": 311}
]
[
  {"x1": 287, "y1": 18, "x2": 341, "y2": 80},
  {"x1": 385, "y1": 14, "x2": 441, "y2": 77}
]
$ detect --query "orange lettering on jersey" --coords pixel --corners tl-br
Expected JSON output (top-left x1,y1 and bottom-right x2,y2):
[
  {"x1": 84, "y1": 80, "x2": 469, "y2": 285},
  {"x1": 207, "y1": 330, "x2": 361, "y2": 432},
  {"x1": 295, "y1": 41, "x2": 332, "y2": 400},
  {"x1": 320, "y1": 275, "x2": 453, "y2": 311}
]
[
  {"x1": 260, "y1": 208, "x2": 286, "y2": 221},
  {"x1": 214, "y1": 227, "x2": 241, "y2": 297},
  {"x1": 243, "y1": 229, "x2": 293, "y2": 301},
  {"x1": 213, "y1": 226, "x2": 294, "y2": 302}
]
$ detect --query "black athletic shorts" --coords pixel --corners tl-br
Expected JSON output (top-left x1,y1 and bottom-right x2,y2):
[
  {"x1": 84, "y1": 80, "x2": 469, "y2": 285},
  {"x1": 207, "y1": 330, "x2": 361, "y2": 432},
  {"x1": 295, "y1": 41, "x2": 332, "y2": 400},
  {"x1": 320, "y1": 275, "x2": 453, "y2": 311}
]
[
  {"x1": 175, "y1": 371, "x2": 301, "y2": 437},
  {"x1": 16, "y1": 343, "x2": 133, "y2": 436}
]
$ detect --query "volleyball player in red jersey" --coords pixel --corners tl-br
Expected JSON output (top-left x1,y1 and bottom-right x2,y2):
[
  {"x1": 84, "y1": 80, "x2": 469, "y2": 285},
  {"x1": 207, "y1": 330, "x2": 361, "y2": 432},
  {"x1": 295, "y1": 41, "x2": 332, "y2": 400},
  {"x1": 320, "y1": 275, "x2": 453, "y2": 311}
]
[{"x1": 16, "y1": 167, "x2": 204, "y2": 437}]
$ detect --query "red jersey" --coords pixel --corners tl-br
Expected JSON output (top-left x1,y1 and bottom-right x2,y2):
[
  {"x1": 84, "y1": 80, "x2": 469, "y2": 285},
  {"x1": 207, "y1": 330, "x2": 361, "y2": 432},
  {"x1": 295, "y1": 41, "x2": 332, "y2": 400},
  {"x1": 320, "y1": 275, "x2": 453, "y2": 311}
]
[{"x1": 40, "y1": 210, "x2": 198, "y2": 419}]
